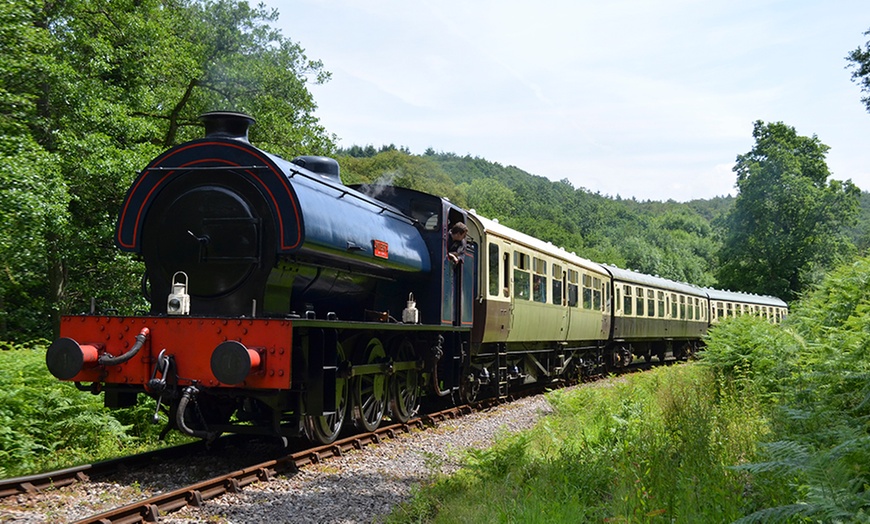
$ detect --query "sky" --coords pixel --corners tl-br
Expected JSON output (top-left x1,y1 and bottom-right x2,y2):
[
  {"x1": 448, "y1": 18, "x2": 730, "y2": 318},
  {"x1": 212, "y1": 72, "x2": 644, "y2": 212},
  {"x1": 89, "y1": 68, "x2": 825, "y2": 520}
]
[{"x1": 261, "y1": 0, "x2": 870, "y2": 202}]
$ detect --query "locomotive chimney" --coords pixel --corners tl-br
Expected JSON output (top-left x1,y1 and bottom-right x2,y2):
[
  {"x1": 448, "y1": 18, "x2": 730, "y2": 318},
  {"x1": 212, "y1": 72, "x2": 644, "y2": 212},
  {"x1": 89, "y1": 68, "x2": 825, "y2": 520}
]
[{"x1": 199, "y1": 111, "x2": 255, "y2": 143}]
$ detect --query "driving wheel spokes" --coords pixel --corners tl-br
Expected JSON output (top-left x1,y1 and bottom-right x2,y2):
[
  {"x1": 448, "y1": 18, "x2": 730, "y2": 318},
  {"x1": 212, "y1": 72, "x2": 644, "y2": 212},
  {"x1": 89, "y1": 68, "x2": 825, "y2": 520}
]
[
  {"x1": 304, "y1": 342, "x2": 349, "y2": 444},
  {"x1": 353, "y1": 337, "x2": 388, "y2": 432},
  {"x1": 390, "y1": 338, "x2": 420, "y2": 423}
]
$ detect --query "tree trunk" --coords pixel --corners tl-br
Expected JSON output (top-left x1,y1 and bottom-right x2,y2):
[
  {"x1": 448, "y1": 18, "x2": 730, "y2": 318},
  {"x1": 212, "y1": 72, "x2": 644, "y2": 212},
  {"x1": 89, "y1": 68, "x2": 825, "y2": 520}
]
[{"x1": 46, "y1": 231, "x2": 66, "y2": 339}]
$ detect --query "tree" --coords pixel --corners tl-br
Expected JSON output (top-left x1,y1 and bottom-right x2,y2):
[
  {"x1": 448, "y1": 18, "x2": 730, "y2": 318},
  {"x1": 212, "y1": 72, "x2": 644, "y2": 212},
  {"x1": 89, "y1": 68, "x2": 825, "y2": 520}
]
[
  {"x1": 339, "y1": 149, "x2": 465, "y2": 206},
  {"x1": 0, "y1": 0, "x2": 333, "y2": 340},
  {"x1": 716, "y1": 121, "x2": 859, "y2": 302},
  {"x1": 847, "y1": 28, "x2": 870, "y2": 114},
  {"x1": 463, "y1": 178, "x2": 516, "y2": 220}
]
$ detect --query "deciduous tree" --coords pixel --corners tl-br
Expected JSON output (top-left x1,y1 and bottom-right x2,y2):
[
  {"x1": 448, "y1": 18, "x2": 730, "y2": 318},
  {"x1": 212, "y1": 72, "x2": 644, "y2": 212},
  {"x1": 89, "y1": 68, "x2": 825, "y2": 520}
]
[
  {"x1": 847, "y1": 28, "x2": 870, "y2": 114},
  {"x1": 0, "y1": 0, "x2": 333, "y2": 340},
  {"x1": 716, "y1": 121, "x2": 859, "y2": 302}
]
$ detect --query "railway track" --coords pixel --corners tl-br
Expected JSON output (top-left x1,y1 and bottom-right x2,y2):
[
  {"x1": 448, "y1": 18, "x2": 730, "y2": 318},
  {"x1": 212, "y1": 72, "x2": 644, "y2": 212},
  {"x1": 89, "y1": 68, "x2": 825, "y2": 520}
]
[
  {"x1": 0, "y1": 398, "x2": 500, "y2": 524},
  {"x1": 2, "y1": 359, "x2": 673, "y2": 523}
]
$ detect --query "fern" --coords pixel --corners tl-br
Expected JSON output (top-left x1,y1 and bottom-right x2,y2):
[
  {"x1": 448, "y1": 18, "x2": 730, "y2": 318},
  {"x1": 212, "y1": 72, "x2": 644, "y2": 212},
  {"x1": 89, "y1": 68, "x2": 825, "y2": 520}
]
[{"x1": 733, "y1": 503, "x2": 816, "y2": 523}]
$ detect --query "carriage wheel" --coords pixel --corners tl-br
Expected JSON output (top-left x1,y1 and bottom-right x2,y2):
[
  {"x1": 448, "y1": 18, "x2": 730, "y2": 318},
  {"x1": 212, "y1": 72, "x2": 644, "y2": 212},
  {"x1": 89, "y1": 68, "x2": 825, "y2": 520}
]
[
  {"x1": 458, "y1": 372, "x2": 480, "y2": 404},
  {"x1": 390, "y1": 338, "x2": 420, "y2": 423},
  {"x1": 353, "y1": 337, "x2": 388, "y2": 432},
  {"x1": 304, "y1": 343, "x2": 349, "y2": 444}
]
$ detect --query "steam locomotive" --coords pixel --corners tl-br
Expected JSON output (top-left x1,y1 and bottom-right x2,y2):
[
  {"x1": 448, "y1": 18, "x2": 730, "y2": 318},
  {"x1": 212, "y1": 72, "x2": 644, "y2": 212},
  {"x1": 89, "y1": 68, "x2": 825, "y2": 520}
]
[{"x1": 46, "y1": 112, "x2": 787, "y2": 444}]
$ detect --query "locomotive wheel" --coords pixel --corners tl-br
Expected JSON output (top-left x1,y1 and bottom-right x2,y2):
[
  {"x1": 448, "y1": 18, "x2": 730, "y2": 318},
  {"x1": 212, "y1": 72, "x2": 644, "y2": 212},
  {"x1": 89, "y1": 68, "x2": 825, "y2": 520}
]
[
  {"x1": 353, "y1": 337, "x2": 388, "y2": 432},
  {"x1": 304, "y1": 343, "x2": 349, "y2": 445},
  {"x1": 390, "y1": 338, "x2": 420, "y2": 423}
]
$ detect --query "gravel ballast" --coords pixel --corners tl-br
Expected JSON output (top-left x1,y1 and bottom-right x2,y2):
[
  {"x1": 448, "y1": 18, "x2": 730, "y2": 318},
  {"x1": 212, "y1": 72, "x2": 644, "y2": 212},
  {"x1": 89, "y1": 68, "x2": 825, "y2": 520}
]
[{"x1": 1, "y1": 393, "x2": 556, "y2": 523}]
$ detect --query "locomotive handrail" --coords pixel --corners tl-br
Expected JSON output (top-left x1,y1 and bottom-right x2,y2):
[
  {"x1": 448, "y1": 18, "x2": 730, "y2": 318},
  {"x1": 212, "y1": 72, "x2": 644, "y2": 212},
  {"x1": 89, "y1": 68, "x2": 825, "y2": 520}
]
[{"x1": 145, "y1": 165, "x2": 270, "y2": 171}]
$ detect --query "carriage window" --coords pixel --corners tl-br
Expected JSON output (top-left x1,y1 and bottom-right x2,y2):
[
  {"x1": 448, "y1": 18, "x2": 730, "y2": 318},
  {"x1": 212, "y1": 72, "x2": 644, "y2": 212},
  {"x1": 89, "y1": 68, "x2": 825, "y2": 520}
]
[
  {"x1": 582, "y1": 275, "x2": 593, "y2": 309},
  {"x1": 688, "y1": 297, "x2": 694, "y2": 320},
  {"x1": 624, "y1": 285, "x2": 633, "y2": 315},
  {"x1": 671, "y1": 293, "x2": 677, "y2": 318},
  {"x1": 657, "y1": 291, "x2": 665, "y2": 318},
  {"x1": 567, "y1": 269, "x2": 579, "y2": 307},
  {"x1": 488, "y1": 243, "x2": 500, "y2": 296},
  {"x1": 726, "y1": 303, "x2": 733, "y2": 317},
  {"x1": 680, "y1": 295, "x2": 686, "y2": 319},
  {"x1": 514, "y1": 270, "x2": 530, "y2": 300},
  {"x1": 716, "y1": 302, "x2": 724, "y2": 319},
  {"x1": 593, "y1": 277, "x2": 602, "y2": 310},
  {"x1": 533, "y1": 275, "x2": 546, "y2": 302},
  {"x1": 636, "y1": 287, "x2": 644, "y2": 316},
  {"x1": 552, "y1": 264, "x2": 563, "y2": 305},
  {"x1": 532, "y1": 257, "x2": 547, "y2": 303},
  {"x1": 502, "y1": 252, "x2": 510, "y2": 297},
  {"x1": 647, "y1": 289, "x2": 655, "y2": 317},
  {"x1": 515, "y1": 251, "x2": 530, "y2": 269},
  {"x1": 696, "y1": 298, "x2": 703, "y2": 320},
  {"x1": 513, "y1": 251, "x2": 530, "y2": 300}
]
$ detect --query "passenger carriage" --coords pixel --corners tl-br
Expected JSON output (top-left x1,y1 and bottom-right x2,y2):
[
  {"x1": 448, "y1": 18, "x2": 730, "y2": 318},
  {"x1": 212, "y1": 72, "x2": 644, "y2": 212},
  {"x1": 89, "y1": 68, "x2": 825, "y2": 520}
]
[
  {"x1": 705, "y1": 288, "x2": 788, "y2": 324},
  {"x1": 604, "y1": 266, "x2": 709, "y2": 363}
]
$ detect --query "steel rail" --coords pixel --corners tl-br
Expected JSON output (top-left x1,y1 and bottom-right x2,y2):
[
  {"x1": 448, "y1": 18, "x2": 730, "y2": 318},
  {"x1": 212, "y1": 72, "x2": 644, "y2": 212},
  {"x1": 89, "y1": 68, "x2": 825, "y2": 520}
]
[
  {"x1": 70, "y1": 404, "x2": 482, "y2": 524},
  {"x1": 0, "y1": 439, "x2": 219, "y2": 499}
]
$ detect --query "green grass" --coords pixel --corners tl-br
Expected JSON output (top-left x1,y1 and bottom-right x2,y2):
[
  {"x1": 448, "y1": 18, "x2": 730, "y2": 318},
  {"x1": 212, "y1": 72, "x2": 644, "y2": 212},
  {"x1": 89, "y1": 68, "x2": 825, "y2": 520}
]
[{"x1": 387, "y1": 363, "x2": 777, "y2": 523}]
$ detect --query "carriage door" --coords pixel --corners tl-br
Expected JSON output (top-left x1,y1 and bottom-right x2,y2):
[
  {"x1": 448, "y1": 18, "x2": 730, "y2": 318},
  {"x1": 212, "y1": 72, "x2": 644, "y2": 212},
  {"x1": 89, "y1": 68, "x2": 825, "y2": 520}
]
[
  {"x1": 503, "y1": 244, "x2": 514, "y2": 333},
  {"x1": 554, "y1": 263, "x2": 570, "y2": 337}
]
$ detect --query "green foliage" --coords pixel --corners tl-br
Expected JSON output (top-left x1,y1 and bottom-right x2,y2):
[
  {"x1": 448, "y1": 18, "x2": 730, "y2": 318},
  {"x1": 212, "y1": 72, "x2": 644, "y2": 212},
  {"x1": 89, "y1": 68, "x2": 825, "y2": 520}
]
[
  {"x1": 699, "y1": 315, "x2": 801, "y2": 402},
  {"x1": 847, "y1": 28, "x2": 870, "y2": 115},
  {"x1": 0, "y1": 0, "x2": 333, "y2": 341},
  {"x1": 0, "y1": 342, "x2": 189, "y2": 478},
  {"x1": 717, "y1": 121, "x2": 859, "y2": 302},
  {"x1": 701, "y1": 254, "x2": 870, "y2": 522},
  {"x1": 421, "y1": 151, "x2": 720, "y2": 285},
  {"x1": 339, "y1": 150, "x2": 466, "y2": 206},
  {"x1": 388, "y1": 364, "x2": 775, "y2": 523}
]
